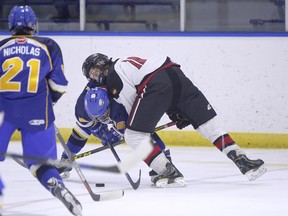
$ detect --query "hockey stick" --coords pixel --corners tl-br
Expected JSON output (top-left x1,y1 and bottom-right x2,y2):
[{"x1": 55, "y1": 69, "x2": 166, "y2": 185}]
[
  {"x1": 5, "y1": 151, "x2": 143, "y2": 175},
  {"x1": 111, "y1": 122, "x2": 175, "y2": 189},
  {"x1": 5, "y1": 152, "x2": 73, "y2": 169},
  {"x1": 73, "y1": 121, "x2": 176, "y2": 160},
  {"x1": 55, "y1": 126, "x2": 124, "y2": 201},
  {"x1": 12, "y1": 122, "x2": 176, "y2": 169},
  {"x1": 12, "y1": 156, "x2": 28, "y2": 168},
  {"x1": 5, "y1": 151, "x2": 116, "y2": 173},
  {"x1": 12, "y1": 122, "x2": 175, "y2": 169},
  {"x1": 74, "y1": 140, "x2": 123, "y2": 160},
  {"x1": 5, "y1": 151, "x2": 120, "y2": 174},
  {"x1": 78, "y1": 122, "x2": 177, "y2": 174},
  {"x1": 107, "y1": 142, "x2": 141, "y2": 190}
]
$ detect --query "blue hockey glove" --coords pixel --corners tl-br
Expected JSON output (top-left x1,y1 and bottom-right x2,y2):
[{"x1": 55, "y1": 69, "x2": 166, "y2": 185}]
[
  {"x1": 90, "y1": 122, "x2": 109, "y2": 140},
  {"x1": 101, "y1": 128, "x2": 122, "y2": 145}
]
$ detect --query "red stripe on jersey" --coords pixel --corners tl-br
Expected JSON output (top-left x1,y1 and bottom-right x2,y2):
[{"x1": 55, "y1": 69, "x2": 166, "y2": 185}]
[
  {"x1": 127, "y1": 94, "x2": 142, "y2": 126},
  {"x1": 213, "y1": 134, "x2": 235, "y2": 151},
  {"x1": 136, "y1": 61, "x2": 177, "y2": 95},
  {"x1": 144, "y1": 145, "x2": 162, "y2": 166},
  {"x1": 128, "y1": 59, "x2": 179, "y2": 127},
  {"x1": 122, "y1": 57, "x2": 147, "y2": 69}
]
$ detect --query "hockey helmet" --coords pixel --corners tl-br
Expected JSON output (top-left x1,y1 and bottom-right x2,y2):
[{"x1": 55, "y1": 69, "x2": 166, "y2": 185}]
[
  {"x1": 82, "y1": 53, "x2": 111, "y2": 83},
  {"x1": 8, "y1": 5, "x2": 38, "y2": 35},
  {"x1": 84, "y1": 87, "x2": 111, "y2": 123}
]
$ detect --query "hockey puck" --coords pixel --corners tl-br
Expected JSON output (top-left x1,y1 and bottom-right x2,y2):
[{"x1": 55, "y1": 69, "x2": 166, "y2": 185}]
[{"x1": 95, "y1": 183, "x2": 105, "y2": 187}]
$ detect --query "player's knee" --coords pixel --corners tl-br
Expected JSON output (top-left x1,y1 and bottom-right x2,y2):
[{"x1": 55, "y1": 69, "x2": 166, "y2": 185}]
[{"x1": 125, "y1": 129, "x2": 150, "y2": 149}]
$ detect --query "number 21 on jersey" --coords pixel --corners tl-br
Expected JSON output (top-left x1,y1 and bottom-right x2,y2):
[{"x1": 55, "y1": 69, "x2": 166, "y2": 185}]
[{"x1": 0, "y1": 56, "x2": 40, "y2": 93}]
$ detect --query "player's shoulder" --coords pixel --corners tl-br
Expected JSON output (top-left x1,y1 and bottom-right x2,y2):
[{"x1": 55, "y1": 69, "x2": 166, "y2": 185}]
[
  {"x1": 31, "y1": 35, "x2": 57, "y2": 43},
  {"x1": 28, "y1": 36, "x2": 61, "y2": 50}
]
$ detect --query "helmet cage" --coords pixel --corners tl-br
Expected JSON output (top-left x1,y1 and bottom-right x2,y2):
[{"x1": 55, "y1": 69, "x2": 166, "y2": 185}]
[
  {"x1": 82, "y1": 53, "x2": 110, "y2": 83},
  {"x1": 94, "y1": 108, "x2": 110, "y2": 124}
]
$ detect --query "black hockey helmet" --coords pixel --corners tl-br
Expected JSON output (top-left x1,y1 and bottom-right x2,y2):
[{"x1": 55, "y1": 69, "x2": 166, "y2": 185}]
[{"x1": 82, "y1": 53, "x2": 111, "y2": 84}]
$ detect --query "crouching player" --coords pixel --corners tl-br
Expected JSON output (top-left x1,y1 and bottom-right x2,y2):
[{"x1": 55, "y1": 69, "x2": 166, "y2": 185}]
[{"x1": 58, "y1": 82, "x2": 186, "y2": 187}]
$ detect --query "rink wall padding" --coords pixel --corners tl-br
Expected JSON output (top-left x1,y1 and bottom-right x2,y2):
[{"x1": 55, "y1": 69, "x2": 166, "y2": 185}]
[{"x1": 11, "y1": 129, "x2": 288, "y2": 149}]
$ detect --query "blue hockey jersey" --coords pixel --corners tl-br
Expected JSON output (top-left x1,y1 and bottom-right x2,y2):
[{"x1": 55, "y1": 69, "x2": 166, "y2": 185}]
[{"x1": 0, "y1": 36, "x2": 67, "y2": 132}]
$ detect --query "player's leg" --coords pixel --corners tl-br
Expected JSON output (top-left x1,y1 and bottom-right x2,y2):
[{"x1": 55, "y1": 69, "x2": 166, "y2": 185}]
[
  {"x1": 149, "y1": 132, "x2": 173, "y2": 179},
  {"x1": 197, "y1": 118, "x2": 266, "y2": 181},
  {"x1": 0, "y1": 115, "x2": 15, "y2": 214},
  {"x1": 57, "y1": 125, "x2": 89, "y2": 178},
  {"x1": 22, "y1": 124, "x2": 82, "y2": 215},
  {"x1": 176, "y1": 70, "x2": 266, "y2": 181},
  {"x1": 126, "y1": 71, "x2": 186, "y2": 187},
  {"x1": 0, "y1": 176, "x2": 3, "y2": 216},
  {"x1": 0, "y1": 120, "x2": 16, "y2": 161}
]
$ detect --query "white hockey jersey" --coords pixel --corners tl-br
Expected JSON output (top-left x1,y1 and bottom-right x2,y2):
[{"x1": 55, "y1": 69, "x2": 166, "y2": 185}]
[{"x1": 109, "y1": 55, "x2": 169, "y2": 114}]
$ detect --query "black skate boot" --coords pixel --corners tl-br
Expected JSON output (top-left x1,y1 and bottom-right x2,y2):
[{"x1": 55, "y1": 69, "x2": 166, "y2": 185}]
[
  {"x1": 48, "y1": 177, "x2": 82, "y2": 216},
  {"x1": 152, "y1": 162, "x2": 187, "y2": 188},
  {"x1": 57, "y1": 154, "x2": 72, "y2": 179},
  {"x1": 227, "y1": 150, "x2": 267, "y2": 181}
]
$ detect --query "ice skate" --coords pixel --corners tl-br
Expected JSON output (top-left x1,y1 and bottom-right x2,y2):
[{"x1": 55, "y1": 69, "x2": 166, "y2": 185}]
[
  {"x1": 227, "y1": 150, "x2": 267, "y2": 181},
  {"x1": 48, "y1": 177, "x2": 82, "y2": 216},
  {"x1": 149, "y1": 149, "x2": 172, "y2": 180},
  {"x1": 57, "y1": 155, "x2": 72, "y2": 179},
  {"x1": 152, "y1": 163, "x2": 187, "y2": 188}
]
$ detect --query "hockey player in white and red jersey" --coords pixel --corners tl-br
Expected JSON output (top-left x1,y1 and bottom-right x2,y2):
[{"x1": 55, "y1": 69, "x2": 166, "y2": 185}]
[
  {"x1": 57, "y1": 67, "x2": 181, "y2": 186},
  {"x1": 81, "y1": 53, "x2": 267, "y2": 186}
]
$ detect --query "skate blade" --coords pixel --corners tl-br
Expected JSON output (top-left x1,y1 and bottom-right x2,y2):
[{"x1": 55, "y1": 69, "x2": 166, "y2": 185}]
[
  {"x1": 155, "y1": 177, "x2": 187, "y2": 188},
  {"x1": 245, "y1": 164, "x2": 267, "y2": 181},
  {"x1": 65, "y1": 193, "x2": 82, "y2": 216}
]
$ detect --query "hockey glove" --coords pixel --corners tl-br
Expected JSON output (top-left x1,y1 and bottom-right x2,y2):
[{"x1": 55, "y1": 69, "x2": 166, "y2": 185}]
[
  {"x1": 167, "y1": 112, "x2": 191, "y2": 129},
  {"x1": 91, "y1": 122, "x2": 109, "y2": 140},
  {"x1": 101, "y1": 128, "x2": 122, "y2": 145}
]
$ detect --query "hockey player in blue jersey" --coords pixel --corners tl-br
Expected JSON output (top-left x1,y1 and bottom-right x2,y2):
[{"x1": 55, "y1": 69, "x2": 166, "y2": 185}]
[
  {"x1": 0, "y1": 108, "x2": 4, "y2": 216},
  {"x1": 0, "y1": 176, "x2": 3, "y2": 216},
  {"x1": 0, "y1": 6, "x2": 81, "y2": 215}
]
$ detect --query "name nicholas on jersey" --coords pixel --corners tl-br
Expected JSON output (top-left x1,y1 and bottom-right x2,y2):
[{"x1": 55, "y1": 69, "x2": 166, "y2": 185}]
[{"x1": 3, "y1": 46, "x2": 40, "y2": 57}]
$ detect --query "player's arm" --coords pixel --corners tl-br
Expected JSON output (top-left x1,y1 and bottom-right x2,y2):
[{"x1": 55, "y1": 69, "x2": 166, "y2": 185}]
[
  {"x1": 64, "y1": 81, "x2": 101, "y2": 154},
  {"x1": 87, "y1": 98, "x2": 126, "y2": 145},
  {"x1": 109, "y1": 99, "x2": 128, "y2": 135},
  {"x1": 46, "y1": 39, "x2": 68, "y2": 104}
]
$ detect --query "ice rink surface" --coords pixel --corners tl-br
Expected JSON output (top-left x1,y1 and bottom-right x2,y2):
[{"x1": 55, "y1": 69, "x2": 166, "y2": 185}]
[{"x1": 0, "y1": 142, "x2": 287, "y2": 216}]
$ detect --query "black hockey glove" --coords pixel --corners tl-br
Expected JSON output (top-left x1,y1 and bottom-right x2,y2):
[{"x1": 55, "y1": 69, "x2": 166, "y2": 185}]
[{"x1": 167, "y1": 112, "x2": 191, "y2": 130}]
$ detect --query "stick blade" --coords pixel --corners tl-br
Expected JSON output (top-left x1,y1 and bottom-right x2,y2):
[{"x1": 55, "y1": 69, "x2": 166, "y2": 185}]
[{"x1": 94, "y1": 190, "x2": 124, "y2": 201}]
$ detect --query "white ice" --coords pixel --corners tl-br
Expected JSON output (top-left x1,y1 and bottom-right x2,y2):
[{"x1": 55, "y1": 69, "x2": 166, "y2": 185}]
[{"x1": 0, "y1": 142, "x2": 287, "y2": 216}]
